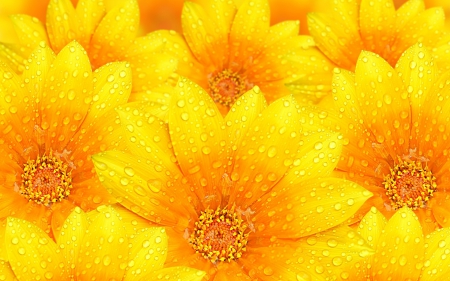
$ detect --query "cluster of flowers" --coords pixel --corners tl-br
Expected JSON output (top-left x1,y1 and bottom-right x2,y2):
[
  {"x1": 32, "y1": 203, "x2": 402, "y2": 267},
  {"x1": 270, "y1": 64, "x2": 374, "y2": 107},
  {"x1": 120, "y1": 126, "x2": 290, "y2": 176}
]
[{"x1": 0, "y1": 0, "x2": 450, "y2": 280}]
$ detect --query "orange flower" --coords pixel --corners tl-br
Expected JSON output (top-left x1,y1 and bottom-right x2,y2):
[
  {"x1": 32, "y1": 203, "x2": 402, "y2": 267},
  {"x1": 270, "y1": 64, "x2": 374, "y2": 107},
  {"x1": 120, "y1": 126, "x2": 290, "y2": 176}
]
[
  {"x1": 0, "y1": 41, "x2": 131, "y2": 242},
  {"x1": 331, "y1": 43, "x2": 450, "y2": 233},
  {"x1": 152, "y1": 0, "x2": 328, "y2": 114},
  {"x1": 0, "y1": 0, "x2": 176, "y2": 93},
  {"x1": 93, "y1": 77, "x2": 372, "y2": 280}
]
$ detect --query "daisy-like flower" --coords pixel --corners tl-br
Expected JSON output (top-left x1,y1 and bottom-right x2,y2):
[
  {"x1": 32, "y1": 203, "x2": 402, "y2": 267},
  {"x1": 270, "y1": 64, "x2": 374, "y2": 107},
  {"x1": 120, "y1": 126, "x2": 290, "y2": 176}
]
[
  {"x1": 93, "y1": 76, "x2": 372, "y2": 280},
  {"x1": 343, "y1": 207, "x2": 450, "y2": 280},
  {"x1": 153, "y1": 0, "x2": 328, "y2": 114},
  {"x1": 332, "y1": 43, "x2": 450, "y2": 233},
  {"x1": 308, "y1": 0, "x2": 450, "y2": 89},
  {"x1": 0, "y1": 40, "x2": 131, "y2": 242},
  {"x1": 0, "y1": 0, "x2": 176, "y2": 93},
  {"x1": 3, "y1": 205, "x2": 206, "y2": 280}
]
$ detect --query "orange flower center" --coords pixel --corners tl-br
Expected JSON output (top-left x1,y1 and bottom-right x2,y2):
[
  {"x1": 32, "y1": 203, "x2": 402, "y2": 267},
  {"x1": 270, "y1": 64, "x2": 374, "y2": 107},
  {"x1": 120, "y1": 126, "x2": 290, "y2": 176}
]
[
  {"x1": 383, "y1": 159, "x2": 437, "y2": 210},
  {"x1": 20, "y1": 153, "x2": 73, "y2": 206},
  {"x1": 209, "y1": 69, "x2": 247, "y2": 107},
  {"x1": 190, "y1": 206, "x2": 249, "y2": 263}
]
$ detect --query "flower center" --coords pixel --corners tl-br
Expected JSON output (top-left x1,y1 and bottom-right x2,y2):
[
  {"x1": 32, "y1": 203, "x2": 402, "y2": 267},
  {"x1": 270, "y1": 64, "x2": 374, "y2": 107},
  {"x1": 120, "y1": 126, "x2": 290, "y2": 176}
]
[
  {"x1": 20, "y1": 153, "x2": 73, "y2": 206},
  {"x1": 383, "y1": 158, "x2": 437, "y2": 210},
  {"x1": 190, "y1": 206, "x2": 249, "y2": 263},
  {"x1": 209, "y1": 69, "x2": 247, "y2": 107}
]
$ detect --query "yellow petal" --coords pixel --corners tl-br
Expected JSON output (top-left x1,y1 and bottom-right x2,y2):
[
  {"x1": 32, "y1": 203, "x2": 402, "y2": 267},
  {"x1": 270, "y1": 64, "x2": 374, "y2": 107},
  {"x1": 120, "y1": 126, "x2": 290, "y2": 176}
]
[
  {"x1": 224, "y1": 86, "x2": 267, "y2": 159},
  {"x1": 116, "y1": 102, "x2": 177, "y2": 170},
  {"x1": 46, "y1": 0, "x2": 82, "y2": 52},
  {"x1": 422, "y1": 227, "x2": 450, "y2": 280},
  {"x1": 296, "y1": 226, "x2": 374, "y2": 280},
  {"x1": 130, "y1": 266, "x2": 206, "y2": 281},
  {"x1": 359, "y1": 0, "x2": 395, "y2": 56},
  {"x1": 124, "y1": 227, "x2": 168, "y2": 279},
  {"x1": 395, "y1": 0, "x2": 424, "y2": 31},
  {"x1": 75, "y1": 205, "x2": 128, "y2": 279},
  {"x1": 181, "y1": 1, "x2": 231, "y2": 69},
  {"x1": 373, "y1": 207, "x2": 424, "y2": 280},
  {"x1": 228, "y1": 95, "x2": 302, "y2": 208},
  {"x1": 55, "y1": 207, "x2": 88, "y2": 277},
  {"x1": 0, "y1": 260, "x2": 17, "y2": 281},
  {"x1": 10, "y1": 14, "x2": 49, "y2": 50},
  {"x1": 253, "y1": 177, "x2": 371, "y2": 238},
  {"x1": 356, "y1": 207, "x2": 387, "y2": 249},
  {"x1": 265, "y1": 20, "x2": 299, "y2": 46},
  {"x1": 90, "y1": 0, "x2": 139, "y2": 67},
  {"x1": 124, "y1": 35, "x2": 177, "y2": 92},
  {"x1": 41, "y1": 41, "x2": 93, "y2": 148},
  {"x1": 355, "y1": 50, "x2": 411, "y2": 157},
  {"x1": 0, "y1": 43, "x2": 27, "y2": 73},
  {"x1": 88, "y1": 61, "x2": 131, "y2": 121},
  {"x1": 92, "y1": 151, "x2": 195, "y2": 226},
  {"x1": 22, "y1": 42, "x2": 55, "y2": 99},
  {"x1": 5, "y1": 217, "x2": 63, "y2": 280},
  {"x1": 75, "y1": 0, "x2": 106, "y2": 47},
  {"x1": 229, "y1": 0, "x2": 269, "y2": 70},
  {"x1": 168, "y1": 77, "x2": 226, "y2": 205},
  {"x1": 395, "y1": 43, "x2": 436, "y2": 143},
  {"x1": 152, "y1": 30, "x2": 206, "y2": 87}
]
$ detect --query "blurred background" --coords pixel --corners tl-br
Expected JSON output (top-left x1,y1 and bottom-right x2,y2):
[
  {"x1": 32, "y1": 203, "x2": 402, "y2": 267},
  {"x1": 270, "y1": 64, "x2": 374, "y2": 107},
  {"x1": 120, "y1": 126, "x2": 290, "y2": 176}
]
[{"x1": 0, "y1": 0, "x2": 449, "y2": 43}]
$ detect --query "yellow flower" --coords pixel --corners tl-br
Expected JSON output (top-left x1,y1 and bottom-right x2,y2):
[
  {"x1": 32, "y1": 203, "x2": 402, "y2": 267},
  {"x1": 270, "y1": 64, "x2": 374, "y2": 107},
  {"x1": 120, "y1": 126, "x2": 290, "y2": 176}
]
[
  {"x1": 332, "y1": 43, "x2": 450, "y2": 233},
  {"x1": 0, "y1": 40, "x2": 131, "y2": 244},
  {"x1": 308, "y1": 0, "x2": 450, "y2": 97},
  {"x1": 344, "y1": 207, "x2": 450, "y2": 280},
  {"x1": 3, "y1": 205, "x2": 206, "y2": 280},
  {"x1": 153, "y1": 0, "x2": 323, "y2": 114},
  {"x1": 92, "y1": 77, "x2": 372, "y2": 280},
  {"x1": 0, "y1": 0, "x2": 176, "y2": 93}
]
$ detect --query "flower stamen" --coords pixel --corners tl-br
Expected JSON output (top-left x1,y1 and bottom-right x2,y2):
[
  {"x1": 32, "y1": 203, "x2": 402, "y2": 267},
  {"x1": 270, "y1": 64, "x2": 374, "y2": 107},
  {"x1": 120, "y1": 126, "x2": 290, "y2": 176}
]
[
  {"x1": 383, "y1": 158, "x2": 437, "y2": 210},
  {"x1": 208, "y1": 69, "x2": 247, "y2": 107},
  {"x1": 20, "y1": 152, "x2": 73, "y2": 206},
  {"x1": 190, "y1": 206, "x2": 249, "y2": 263}
]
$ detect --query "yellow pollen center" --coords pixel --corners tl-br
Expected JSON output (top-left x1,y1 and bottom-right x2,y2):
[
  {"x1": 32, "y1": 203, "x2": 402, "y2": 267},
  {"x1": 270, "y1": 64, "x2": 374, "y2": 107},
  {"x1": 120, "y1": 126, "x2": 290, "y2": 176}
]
[
  {"x1": 20, "y1": 153, "x2": 73, "y2": 206},
  {"x1": 383, "y1": 158, "x2": 437, "y2": 210},
  {"x1": 190, "y1": 206, "x2": 249, "y2": 263},
  {"x1": 209, "y1": 69, "x2": 247, "y2": 107}
]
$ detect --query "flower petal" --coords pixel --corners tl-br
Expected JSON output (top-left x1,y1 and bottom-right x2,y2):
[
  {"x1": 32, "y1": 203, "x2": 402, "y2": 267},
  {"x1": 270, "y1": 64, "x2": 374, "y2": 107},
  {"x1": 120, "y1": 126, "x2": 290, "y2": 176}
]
[
  {"x1": 229, "y1": 0, "x2": 269, "y2": 71},
  {"x1": 355, "y1": 50, "x2": 411, "y2": 157},
  {"x1": 253, "y1": 177, "x2": 371, "y2": 238},
  {"x1": 41, "y1": 41, "x2": 93, "y2": 149},
  {"x1": 75, "y1": 0, "x2": 106, "y2": 47},
  {"x1": 116, "y1": 102, "x2": 177, "y2": 171},
  {"x1": 90, "y1": 0, "x2": 139, "y2": 67},
  {"x1": 373, "y1": 207, "x2": 424, "y2": 280},
  {"x1": 168, "y1": 77, "x2": 226, "y2": 206},
  {"x1": 124, "y1": 227, "x2": 168, "y2": 279},
  {"x1": 6, "y1": 217, "x2": 63, "y2": 280},
  {"x1": 75, "y1": 205, "x2": 128, "y2": 280},
  {"x1": 55, "y1": 206, "x2": 88, "y2": 277},
  {"x1": 225, "y1": 86, "x2": 267, "y2": 158},
  {"x1": 92, "y1": 151, "x2": 195, "y2": 226},
  {"x1": 131, "y1": 266, "x2": 206, "y2": 281},
  {"x1": 227, "y1": 95, "x2": 304, "y2": 209},
  {"x1": 46, "y1": 0, "x2": 82, "y2": 52},
  {"x1": 422, "y1": 227, "x2": 450, "y2": 280},
  {"x1": 295, "y1": 226, "x2": 374, "y2": 281},
  {"x1": 10, "y1": 14, "x2": 49, "y2": 49},
  {"x1": 0, "y1": 260, "x2": 17, "y2": 281},
  {"x1": 359, "y1": 0, "x2": 395, "y2": 56},
  {"x1": 356, "y1": 207, "x2": 387, "y2": 249}
]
